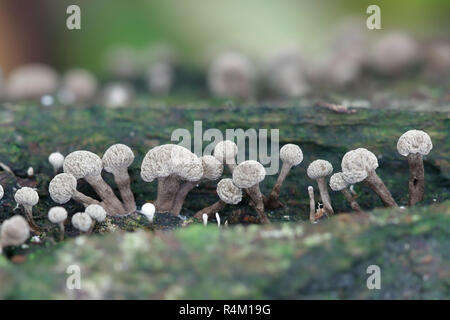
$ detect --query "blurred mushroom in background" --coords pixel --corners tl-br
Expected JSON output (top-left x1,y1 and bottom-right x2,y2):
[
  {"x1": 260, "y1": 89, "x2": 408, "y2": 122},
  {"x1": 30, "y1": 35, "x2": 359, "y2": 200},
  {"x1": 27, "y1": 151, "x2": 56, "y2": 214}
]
[
  {"x1": 59, "y1": 68, "x2": 98, "y2": 104},
  {"x1": 100, "y1": 82, "x2": 135, "y2": 108},
  {"x1": 141, "y1": 44, "x2": 177, "y2": 95},
  {"x1": 105, "y1": 45, "x2": 140, "y2": 80},
  {"x1": 424, "y1": 40, "x2": 450, "y2": 78}
]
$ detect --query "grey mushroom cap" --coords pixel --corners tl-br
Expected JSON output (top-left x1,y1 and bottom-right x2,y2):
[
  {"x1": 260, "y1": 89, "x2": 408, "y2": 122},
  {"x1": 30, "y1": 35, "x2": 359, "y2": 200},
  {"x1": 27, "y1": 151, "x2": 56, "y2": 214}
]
[
  {"x1": 63, "y1": 151, "x2": 103, "y2": 180},
  {"x1": 280, "y1": 144, "x2": 303, "y2": 166},
  {"x1": 307, "y1": 160, "x2": 333, "y2": 180},
  {"x1": 71, "y1": 212, "x2": 93, "y2": 232},
  {"x1": 397, "y1": 130, "x2": 433, "y2": 157},
  {"x1": 1, "y1": 216, "x2": 30, "y2": 247},
  {"x1": 329, "y1": 172, "x2": 349, "y2": 191},
  {"x1": 49, "y1": 173, "x2": 77, "y2": 204},
  {"x1": 85, "y1": 204, "x2": 107, "y2": 222},
  {"x1": 213, "y1": 140, "x2": 238, "y2": 164},
  {"x1": 102, "y1": 144, "x2": 135, "y2": 173},
  {"x1": 14, "y1": 187, "x2": 39, "y2": 206},
  {"x1": 232, "y1": 160, "x2": 266, "y2": 188},
  {"x1": 341, "y1": 148, "x2": 379, "y2": 184},
  {"x1": 217, "y1": 178, "x2": 242, "y2": 205},
  {"x1": 48, "y1": 207, "x2": 68, "y2": 224},
  {"x1": 200, "y1": 156, "x2": 223, "y2": 180},
  {"x1": 141, "y1": 144, "x2": 203, "y2": 182}
]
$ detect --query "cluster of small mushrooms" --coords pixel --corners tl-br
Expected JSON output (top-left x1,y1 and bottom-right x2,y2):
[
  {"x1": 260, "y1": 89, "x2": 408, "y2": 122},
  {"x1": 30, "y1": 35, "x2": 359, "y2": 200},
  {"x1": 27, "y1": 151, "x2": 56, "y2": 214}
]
[{"x1": 0, "y1": 129, "x2": 434, "y2": 254}]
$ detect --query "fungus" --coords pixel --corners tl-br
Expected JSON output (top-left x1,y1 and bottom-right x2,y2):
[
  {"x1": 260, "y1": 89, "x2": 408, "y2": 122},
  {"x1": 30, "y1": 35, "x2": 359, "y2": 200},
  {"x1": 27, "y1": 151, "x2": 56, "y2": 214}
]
[
  {"x1": 71, "y1": 212, "x2": 93, "y2": 234},
  {"x1": 265, "y1": 144, "x2": 303, "y2": 209},
  {"x1": 0, "y1": 216, "x2": 30, "y2": 254},
  {"x1": 213, "y1": 140, "x2": 238, "y2": 172},
  {"x1": 0, "y1": 184, "x2": 3, "y2": 200},
  {"x1": 307, "y1": 186, "x2": 316, "y2": 223},
  {"x1": 141, "y1": 144, "x2": 203, "y2": 213},
  {"x1": 329, "y1": 172, "x2": 362, "y2": 213},
  {"x1": 194, "y1": 178, "x2": 242, "y2": 219},
  {"x1": 397, "y1": 130, "x2": 433, "y2": 206},
  {"x1": 171, "y1": 155, "x2": 223, "y2": 215},
  {"x1": 100, "y1": 82, "x2": 135, "y2": 108},
  {"x1": 141, "y1": 203, "x2": 156, "y2": 224},
  {"x1": 48, "y1": 152, "x2": 65, "y2": 174},
  {"x1": 233, "y1": 160, "x2": 269, "y2": 224},
  {"x1": 307, "y1": 160, "x2": 334, "y2": 215},
  {"x1": 146, "y1": 62, "x2": 174, "y2": 95},
  {"x1": 341, "y1": 148, "x2": 397, "y2": 208},
  {"x1": 48, "y1": 207, "x2": 68, "y2": 241},
  {"x1": 215, "y1": 212, "x2": 221, "y2": 228},
  {"x1": 85, "y1": 204, "x2": 107, "y2": 235},
  {"x1": 27, "y1": 167, "x2": 34, "y2": 177},
  {"x1": 49, "y1": 173, "x2": 101, "y2": 208},
  {"x1": 208, "y1": 50, "x2": 255, "y2": 99},
  {"x1": 14, "y1": 187, "x2": 40, "y2": 232},
  {"x1": 202, "y1": 213, "x2": 208, "y2": 227},
  {"x1": 64, "y1": 150, "x2": 126, "y2": 215},
  {"x1": 102, "y1": 144, "x2": 136, "y2": 213},
  {"x1": 62, "y1": 69, "x2": 98, "y2": 103}
]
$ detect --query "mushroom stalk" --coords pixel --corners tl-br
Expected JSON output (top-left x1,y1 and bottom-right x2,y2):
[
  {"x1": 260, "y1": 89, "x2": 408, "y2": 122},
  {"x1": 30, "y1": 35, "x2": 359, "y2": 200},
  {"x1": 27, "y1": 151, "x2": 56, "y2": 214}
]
[
  {"x1": 84, "y1": 175, "x2": 126, "y2": 215},
  {"x1": 171, "y1": 181, "x2": 198, "y2": 215},
  {"x1": 23, "y1": 205, "x2": 40, "y2": 233},
  {"x1": 341, "y1": 189, "x2": 363, "y2": 213},
  {"x1": 308, "y1": 186, "x2": 316, "y2": 223},
  {"x1": 87, "y1": 221, "x2": 96, "y2": 235},
  {"x1": 407, "y1": 153, "x2": 425, "y2": 206},
  {"x1": 110, "y1": 167, "x2": 136, "y2": 213},
  {"x1": 364, "y1": 171, "x2": 397, "y2": 208},
  {"x1": 194, "y1": 200, "x2": 226, "y2": 219},
  {"x1": 316, "y1": 177, "x2": 334, "y2": 215},
  {"x1": 247, "y1": 185, "x2": 270, "y2": 224},
  {"x1": 58, "y1": 222, "x2": 65, "y2": 241},
  {"x1": 155, "y1": 175, "x2": 181, "y2": 213},
  {"x1": 72, "y1": 190, "x2": 101, "y2": 207},
  {"x1": 265, "y1": 162, "x2": 291, "y2": 208}
]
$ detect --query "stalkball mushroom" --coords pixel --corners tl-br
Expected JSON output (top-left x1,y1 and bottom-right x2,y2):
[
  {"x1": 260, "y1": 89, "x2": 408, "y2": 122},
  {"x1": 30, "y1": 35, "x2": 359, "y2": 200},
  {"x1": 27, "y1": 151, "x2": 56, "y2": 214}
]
[
  {"x1": 85, "y1": 204, "x2": 107, "y2": 235},
  {"x1": 194, "y1": 178, "x2": 242, "y2": 219},
  {"x1": 61, "y1": 69, "x2": 98, "y2": 103},
  {"x1": 63, "y1": 150, "x2": 126, "y2": 215},
  {"x1": 265, "y1": 144, "x2": 303, "y2": 209},
  {"x1": 49, "y1": 173, "x2": 101, "y2": 208},
  {"x1": 202, "y1": 213, "x2": 208, "y2": 227},
  {"x1": 0, "y1": 216, "x2": 30, "y2": 254},
  {"x1": 141, "y1": 203, "x2": 156, "y2": 224},
  {"x1": 307, "y1": 160, "x2": 334, "y2": 216},
  {"x1": 0, "y1": 184, "x2": 4, "y2": 200},
  {"x1": 213, "y1": 140, "x2": 238, "y2": 172},
  {"x1": 102, "y1": 144, "x2": 136, "y2": 213},
  {"x1": 48, "y1": 207, "x2": 68, "y2": 241},
  {"x1": 341, "y1": 148, "x2": 397, "y2": 208},
  {"x1": 141, "y1": 144, "x2": 203, "y2": 213},
  {"x1": 14, "y1": 187, "x2": 40, "y2": 232},
  {"x1": 329, "y1": 172, "x2": 362, "y2": 213},
  {"x1": 233, "y1": 160, "x2": 269, "y2": 224},
  {"x1": 397, "y1": 130, "x2": 433, "y2": 206},
  {"x1": 71, "y1": 212, "x2": 93, "y2": 234},
  {"x1": 307, "y1": 186, "x2": 316, "y2": 223},
  {"x1": 171, "y1": 155, "x2": 223, "y2": 215},
  {"x1": 48, "y1": 152, "x2": 65, "y2": 174}
]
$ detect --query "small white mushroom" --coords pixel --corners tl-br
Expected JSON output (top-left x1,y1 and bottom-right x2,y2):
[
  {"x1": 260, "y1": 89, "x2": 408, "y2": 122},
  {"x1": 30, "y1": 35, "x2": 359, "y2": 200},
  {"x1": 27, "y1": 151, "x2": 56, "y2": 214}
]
[
  {"x1": 329, "y1": 172, "x2": 362, "y2": 213},
  {"x1": 49, "y1": 152, "x2": 65, "y2": 174},
  {"x1": 100, "y1": 82, "x2": 135, "y2": 108},
  {"x1": 49, "y1": 173, "x2": 101, "y2": 208},
  {"x1": 102, "y1": 144, "x2": 136, "y2": 213},
  {"x1": 71, "y1": 212, "x2": 93, "y2": 234},
  {"x1": 213, "y1": 140, "x2": 238, "y2": 172},
  {"x1": 202, "y1": 213, "x2": 208, "y2": 227},
  {"x1": 194, "y1": 178, "x2": 242, "y2": 219},
  {"x1": 141, "y1": 203, "x2": 156, "y2": 224},
  {"x1": 215, "y1": 212, "x2": 221, "y2": 228},
  {"x1": 64, "y1": 150, "x2": 126, "y2": 215},
  {"x1": 307, "y1": 186, "x2": 316, "y2": 223},
  {"x1": 48, "y1": 207, "x2": 68, "y2": 241},
  {"x1": 27, "y1": 167, "x2": 34, "y2": 177},
  {"x1": 85, "y1": 204, "x2": 107, "y2": 235},
  {"x1": 0, "y1": 216, "x2": 30, "y2": 253},
  {"x1": 397, "y1": 130, "x2": 433, "y2": 206},
  {"x1": 208, "y1": 50, "x2": 255, "y2": 99},
  {"x1": 0, "y1": 184, "x2": 4, "y2": 200},
  {"x1": 266, "y1": 144, "x2": 303, "y2": 208},
  {"x1": 307, "y1": 160, "x2": 334, "y2": 215},
  {"x1": 14, "y1": 187, "x2": 40, "y2": 232},
  {"x1": 342, "y1": 148, "x2": 397, "y2": 208},
  {"x1": 233, "y1": 160, "x2": 269, "y2": 224}
]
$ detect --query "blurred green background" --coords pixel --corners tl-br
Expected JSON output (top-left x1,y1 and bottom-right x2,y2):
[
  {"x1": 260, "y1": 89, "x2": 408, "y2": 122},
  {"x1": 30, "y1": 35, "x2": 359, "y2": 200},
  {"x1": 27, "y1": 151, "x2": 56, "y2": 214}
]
[{"x1": 0, "y1": 0, "x2": 449, "y2": 75}]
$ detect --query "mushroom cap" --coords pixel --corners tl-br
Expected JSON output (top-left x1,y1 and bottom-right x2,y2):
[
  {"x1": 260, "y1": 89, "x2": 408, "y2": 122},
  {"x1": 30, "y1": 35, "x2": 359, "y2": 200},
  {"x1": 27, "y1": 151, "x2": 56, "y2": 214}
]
[
  {"x1": 141, "y1": 144, "x2": 203, "y2": 182},
  {"x1": 141, "y1": 203, "x2": 156, "y2": 218},
  {"x1": 341, "y1": 148, "x2": 379, "y2": 184},
  {"x1": 14, "y1": 187, "x2": 39, "y2": 206},
  {"x1": 102, "y1": 144, "x2": 135, "y2": 173},
  {"x1": 329, "y1": 172, "x2": 349, "y2": 191},
  {"x1": 71, "y1": 212, "x2": 93, "y2": 232},
  {"x1": 213, "y1": 140, "x2": 238, "y2": 164},
  {"x1": 307, "y1": 160, "x2": 333, "y2": 180},
  {"x1": 63, "y1": 150, "x2": 103, "y2": 180},
  {"x1": 0, "y1": 184, "x2": 3, "y2": 200},
  {"x1": 48, "y1": 207, "x2": 68, "y2": 224},
  {"x1": 217, "y1": 178, "x2": 242, "y2": 205},
  {"x1": 85, "y1": 204, "x2": 107, "y2": 222},
  {"x1": 202, "y1": 213, "x2": 208, "y2": 225},
  {"x1": 280, "y1": 144, "x2": 303, "y2": 166},
  {"x1": 200, "y1": 156, "x2": 223, "y2": 180},
  {"x1": 0, "y1": 216, "x2": 30, "y2": 247},
  {"x1": 397, "y1": 130, "x2": 433, "y2": 157},
  {"x1": 49, "y1": 173, "x2": 77, "y2": 204},
  {"x1": 232, "y1": 160, "x2": 266, "y2": 188},
  {"x1": 48, "y1": 152, "x2": 65, "y2": 169}
]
